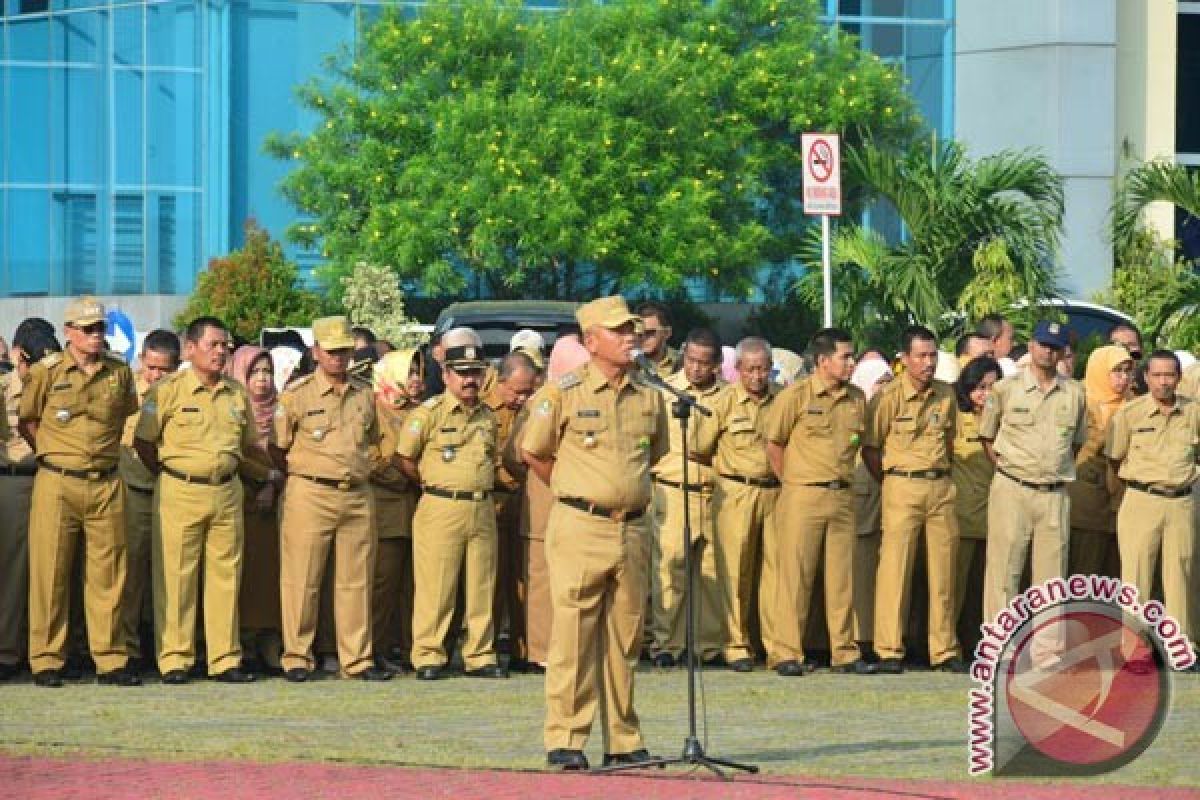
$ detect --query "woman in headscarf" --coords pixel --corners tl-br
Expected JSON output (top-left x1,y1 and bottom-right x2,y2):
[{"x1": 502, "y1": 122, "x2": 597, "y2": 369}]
[
  {"x1": 230, "y1": 345, "x2": 284, "y2": 673},
  {"x1": 369, "y1": 348, "x2": 425, "y2": 674},
  {"x1": 952, "y1": 357, "x2": 1002, "y2": 651},
  {"x1": 1067, "y1": 345, "x2": 1134, "y2": 579},
  {"x1": 849, "y1": 355, "x2": 893, "y2": 655}
]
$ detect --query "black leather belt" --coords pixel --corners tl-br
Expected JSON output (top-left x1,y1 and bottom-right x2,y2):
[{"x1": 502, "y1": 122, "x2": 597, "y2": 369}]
[
  {"x1": 718, "y1": 473, "x2": 781, "y2": 489},
  {"x1": 998, "y1": 468, "x2": 1064, "y2": 492},
  {"x1": 1127, "y1": 480, "x2": 1193, "y2": 499},
  {"x1": 162, "y1": 464, "x2": 235, "y2": 486},
  {"x1": 295, "y1": 473, "x2": 364, "y2": 491},
  {"x1": 37, "y1": 458, "x2": 116, "y2": 481},
  {"x1": 654, "y1": 477, "x2": 712, "y2": 492},
  {"x1": 803, "y1": 479, "x2": 851, "y2": 490},
  {"x1": 1, "y1": 463, "x2": 36, "y2": 476},
  {"x1": 560, "y1": 496, "x2": 645, "y2": 523},
  {"x1": 885, "y1": 468, "x2": 948, "y2": 480},
  {"x1": 126, "y1": 485, "x2": 153, "y2": 495},
  {"x1": 424, "y1": 485, "x2": 491, "y2": 501}
]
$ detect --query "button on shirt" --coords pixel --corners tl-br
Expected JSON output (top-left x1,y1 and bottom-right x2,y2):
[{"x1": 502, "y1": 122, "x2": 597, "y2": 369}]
[
  {"x1": 18, "y1": 350, "x2": 138, "y2": 470},
  {"x1": 765, "y1": 374, "x2": 866, "y2": 485},
  {"x1": 652, "y1": 371, "x2": 724, "y2": 486},
  {"x1": 135, "y1": 368, "x2": 256, "y2": 480},
  {"x1": 708, "y1": 382, "x2": 779, "y2": 481},
  {"x1": 864, "y1": 374, "x2": 956, "y2": 473},
  {"x1": 521, "y1": 363, "x2": 668, "y2": 512},
  {"x1": 394, "y1": 393, "x2": 497, "y2": 493},
  {"x1": 1106, "y1": 393, "x2": 1200, "y2": 489},
  {"x1": 978, "y1": 368, "x2": 1086, "y2": 483},
  {"x1": 270, "y1": 371, "x2": 378, "y2": 484}
]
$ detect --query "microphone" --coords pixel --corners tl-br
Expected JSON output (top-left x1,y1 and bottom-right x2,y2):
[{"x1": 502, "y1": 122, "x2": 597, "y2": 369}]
[{"x1": 630, "y1": 348, "x2": 658, "y2": 375}]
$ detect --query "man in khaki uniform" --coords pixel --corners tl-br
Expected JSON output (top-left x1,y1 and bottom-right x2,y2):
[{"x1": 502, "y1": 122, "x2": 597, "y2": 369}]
[
  {"x1": 119, "y1": 330, "x2": 180, "y2": 671},
  {"x1": 636, "y1": 301, "x2": 679, "y2": 378},
  {"x1": 270, "y1": 316, "x2": 390, "y2": 682},
  {"x1": 764, "y1": 328, "x2": 874, "y2": 676},
  {"x1": 134, "y1": 318, "x2": 256, "y2": 684},
  {"x1": 1107, "y1": 350, "x2": 1200, "y2": 656},
  {"x1": 523, "y1": 296, "x2": 668, "y2": 771},
  {"x1": 863, "y1": 325, "x2": 963, "y2": 674},
  {"x1": 979, "y1": 321, "x2": 1086, "y2": 625},
  {"x1": 649, "y1": 328, "x2": 726, "y2": 667},
  {"x1": 704, "y1": 337, "x2": 779, "y2": 672},
  {"x1": 1180, "y1": 361, "x2": 1200, "y2": 401},
  {"x1": 395, "y1": 328, "x2": 504, "y2": 681},
  {"x1": 18, "y1": 297, "x2": 141, "y2": 687}
]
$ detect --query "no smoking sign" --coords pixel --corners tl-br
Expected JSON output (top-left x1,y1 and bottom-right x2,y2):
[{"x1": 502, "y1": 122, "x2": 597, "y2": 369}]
[{"x1": 802, "y1": 133, "x2": 841, "y2": 215}]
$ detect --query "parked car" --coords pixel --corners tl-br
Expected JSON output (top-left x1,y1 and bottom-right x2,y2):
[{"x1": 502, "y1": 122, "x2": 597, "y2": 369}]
[{"x1": 432, "y1": 301, "x2": 581, "y2": 360}]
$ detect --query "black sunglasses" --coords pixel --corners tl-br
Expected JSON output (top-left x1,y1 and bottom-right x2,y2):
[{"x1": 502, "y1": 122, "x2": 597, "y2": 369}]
[{"x1": 70, "y1": 322, "x2": 106, "y2": 335}]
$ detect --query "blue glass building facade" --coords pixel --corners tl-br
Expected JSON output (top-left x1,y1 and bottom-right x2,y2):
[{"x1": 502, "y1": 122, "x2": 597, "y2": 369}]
[{"x1": 0, "y1": 0, "x2": 954, "y2": 299}]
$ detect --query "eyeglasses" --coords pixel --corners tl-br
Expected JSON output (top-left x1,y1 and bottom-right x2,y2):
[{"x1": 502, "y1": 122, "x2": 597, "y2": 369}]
[
  {"x1": 641, "y1": 328, "x2": 662, "y2": 336},
  {"x1": 70, "y1": 322, "x2": 106, "y2": 335}
]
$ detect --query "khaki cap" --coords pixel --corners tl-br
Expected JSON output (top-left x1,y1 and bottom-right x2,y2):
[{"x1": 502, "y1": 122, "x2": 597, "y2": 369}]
[
  {"x1": 312, "y1": 316, "x2": 356, "y2": 350},
  {"x1": 444, "y1": 343, "x2": 487, "y2": 368},
  {"x1": 65, "y1": 296, "x2": 106, "y2": 327},
  {"x1": 575, "y1": 296, "x2": 637, "y2": 332}
]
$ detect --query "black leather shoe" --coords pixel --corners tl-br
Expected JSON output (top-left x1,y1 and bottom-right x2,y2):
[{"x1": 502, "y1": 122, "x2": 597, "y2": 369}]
[
  {"x1": 601, "y1": 749, "x2": 655, "y2": 767},
  {"x1": 775, "y1": 659, "x2": 807, "y2": 677},
  {"x1": 284, "y1": 668, "x2": 310, "y2": 683},
  {"x1": 652, "y1": 652, "x2": 675, "y2": 668},
  {"x1": 547, "y1": 748, "x2": 589, "y2": 771},
  {"x1": 352, "y1": 666, "x2": 393, "y2": 681},
  {"x1": 932, "y1": 658, "x2": 968, "y2": 674},
  {"x1": 0, "y1": 662, "x2": 18, "y2": 681},
  {"x1": 728, "y1": 658, "x2": 755, "y2": 673},
  {"x1": 61, "y1": 659, "x2": 85, "y2": 681},
  {"x1": 876, "y1": 658, "x2": 905, "y2": 674},
  {"x1": 464, "y1": 664, "x2": 508, "y2": 679},
  {"x1": 33, "y1": 669, "x2": 64, "y2": 688},
  {"x1": 213, "y1": 667, "x2": 256, "y2": 684},
  {"x1": 97, "y1": 668, "x2": 142, "y2": 687},
  {"x1": 415, "y1": 665, "x2": 444, "y2": 681},
  {"x1": 161, "y1": 669, "x2": 189, "y2": 685},
  {"x1": 830, "y1": 659, "x2": 877, "y2": 675}
]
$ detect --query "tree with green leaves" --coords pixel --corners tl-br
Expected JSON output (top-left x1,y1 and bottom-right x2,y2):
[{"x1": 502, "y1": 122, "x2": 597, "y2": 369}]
[
  {"x1": 266, "y1": 0, "x2": 917, "y2": 300},
  {"x1": 341, "y1": 261, "x2": 429, "y2": 348}
]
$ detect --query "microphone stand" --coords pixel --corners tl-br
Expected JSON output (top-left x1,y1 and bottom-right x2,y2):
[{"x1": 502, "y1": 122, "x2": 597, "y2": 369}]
[{"x1": 596, "y1": 364, "x2": 758, "y2": 779}]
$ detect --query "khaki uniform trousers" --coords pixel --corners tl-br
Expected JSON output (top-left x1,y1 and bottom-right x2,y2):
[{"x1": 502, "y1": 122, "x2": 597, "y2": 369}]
[
  {"x1": 650, "y1": 484, "x2": 724, "y2": 660},
  {"x1": 0, "y1": 474, "x2": 34, "y2": 666},
  {"x1": 28, "y1": 470, "x2": 128, "y2": 673},
  {"x1": 371, "y1": 489, "x2": 416, "y2": 664},
  {"x1": 852, "y1": 531, "x2": 880, "y2": 643},
  {"x1": 279, "y1": 479, "x2": 376, "y2": 675},
  {"x1": 769, "y1": 485, "x2": 858, "y2": 667},
  {"x1": 152, "y1": 475, "x2": 244, "y2": 674},
  {"x1": 713, "y1": 479, "x2": 777, "y2": 662},
  {"x1": 875, "y1": 476, "x2": 960, "y2": 664},
  {"x1": 1118, "y1": 489, "x2": 1195, "y2": 642},
  {"x1": 493, "y1": 490, "x2": 523, "y2": 655},
  {"x1": 1069, "y1": 529, "x2": 1120, "y2": 579},
  {"x1": 410, "y1": 494, "x2": 498, "y2": 671},
  {"x1": 120, "y1": 485, "x2": 154, "y2": 660},
  {"x1": 544, "y1": 503, "x2": 649, "y2": 753},
  {"x1": 983, "y1": 473, "x2": 1069, "y2": 622},
  {"x1": 954, "y1": 538, "x2": 986, "y2": 651},
  {"x1": 522, "y1": 473, "x2": 555, "y2": 665},
  {"x1": 239, "y1": 508, "x2": 282, "y2": 668}
]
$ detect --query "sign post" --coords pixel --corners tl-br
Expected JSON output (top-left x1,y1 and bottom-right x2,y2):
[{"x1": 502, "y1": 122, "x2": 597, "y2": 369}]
[
  {"x1": 106, "y1": 308, "x2": 136, "y2": 363},
  {"x1": 801, "y1": 133, "x2": 842, "y2": 327}
]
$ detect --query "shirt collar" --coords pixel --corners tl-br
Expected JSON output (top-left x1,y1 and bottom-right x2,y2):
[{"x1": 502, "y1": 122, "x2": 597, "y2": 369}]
[
  {"x1": 735, "y1": 381, "x2": 776, "y2": 406},
  {"x1": 583, "y1": 362, "x2": 632, "y2": 394},
  {"x1": 811, "y1": 373, "x2": 846, "y2": 399},
  {"x1": 901, "y1": 373, "x2": 931, "y2": 400},
  {"x1": 182, "y1": 367, "x2": 229, "y2": 396},
  {"x1": 1020, "y1": 366, "x2": 1065, "y2": 394}
]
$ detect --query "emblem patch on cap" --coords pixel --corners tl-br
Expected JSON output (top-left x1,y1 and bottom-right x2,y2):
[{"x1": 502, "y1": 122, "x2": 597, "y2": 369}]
[{"x1": 1048, "y1": 323, "x2": 1060, "y2": 335}]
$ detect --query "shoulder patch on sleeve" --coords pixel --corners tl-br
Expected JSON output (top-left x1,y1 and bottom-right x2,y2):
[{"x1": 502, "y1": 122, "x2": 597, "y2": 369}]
[
  {"x1": 557, "y1": 372, "x2": 582, "y2": 390},
  {"x1": 422, "y1": 395, "x2": 442, "y2": 409},
  {"x1": 40, "y1": 352, "x2": 63, "y2": 368},
  {"x1": 103, "y1": 352, "x2": 127, "y2": 365},
  {"x1": 283, "y1": 373, "x2": 313, "y2": 392}
]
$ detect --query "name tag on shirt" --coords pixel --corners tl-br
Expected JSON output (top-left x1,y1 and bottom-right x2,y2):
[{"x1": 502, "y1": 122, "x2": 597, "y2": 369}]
[{"x1": 577, "y1": 410, "x2": 601, "y2": 418}]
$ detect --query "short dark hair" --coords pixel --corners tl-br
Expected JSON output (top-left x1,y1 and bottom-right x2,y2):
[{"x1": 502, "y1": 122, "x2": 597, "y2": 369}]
[
  {"x1": 635, "y1": 302, "x2": 672, "y2": 329},
  {"x1": 809, "y1": 327, "x2": 854, "y2": 363},
  {"x1": 1145, "y1": 349, "x2": 1181, "y2": 375},
  {"x1": 352, "y1": 326, "x2": 377, "y2": 344},
  {"x1": 1109, "y1": 323, "x2": 1143, "y2": 346},
  {"x1": 976, "y1": 313, "x2": 1008, "y2": 341},
  {"x1": 954, "y1": 357, "x2": 1002, "y2": 412},
  {"x1": 499, "y1": 350, "x2": 538, "y2": 380},
  {"x1": 185, "y1": 316, "x2": 227, "y2": 343},
  {"x1": 901, "y1": 325, "x2": 937, "y2": 354},
  {"x1": 141, "y1": 329, "x2": 181, "y2": 363},
  {"x1": 683, "y1": 327, "x2": 721, "y2": 355},
  {"x1": 955, "y1": 332, "x2": 989, "y2": 358},
  {"x1": 12, "y1": 317, "x2": 57, "y2": 355}
]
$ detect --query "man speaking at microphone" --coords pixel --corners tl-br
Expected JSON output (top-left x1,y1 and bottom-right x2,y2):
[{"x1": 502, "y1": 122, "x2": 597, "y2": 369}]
[{"x1": 522, "y1": 296, "x2": 669, "y2": 771}]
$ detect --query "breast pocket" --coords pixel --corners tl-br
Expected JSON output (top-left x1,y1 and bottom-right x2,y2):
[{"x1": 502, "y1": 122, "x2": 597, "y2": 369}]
[
  {"x1": 569, "y1": 414, "x2": 609, "y2": 450},
  {"x1": 729, "y1": 420, "x2": 760, "y2": 447},
  {"x1": 890, "y1": 417, "x2": 917, "y2": 441},
  {"x1": 299, "y1": 412, "x2": 334, "y2": 443},
  {"x1": 802, "y1": 413, "x2": 833, "y2": 438}
]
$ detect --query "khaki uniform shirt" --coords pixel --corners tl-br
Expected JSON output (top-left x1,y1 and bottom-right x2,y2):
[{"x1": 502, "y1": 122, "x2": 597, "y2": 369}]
[
  {"x1": 864, "y1": 374, "x2": 956, "y2": 473},
  {"x1": 270, "y1": 371, "x2": 379, "y2": 484},
  {"x1": 1069, "y1": 399, "x2": 1122, "y2": 532},
  {"x1": 135, "y1": 368, "x2": 257, "y2": 480},
  {"x1": 19, "y1": 349, "x2": 138, "y2": 470},
  {"x1": 706, "y1": 382, "x2": 778, "y2": 481},
  {"x1": 485, "y1": 391, "x2": 521, "y2": 492},
  {"x1": 1106, "y1": 393, "x2": 1200, "y2": 489},
  {"x1": 978, "y1": 368, "x2": 1086, "y2": 483},
  {"x1": 394, "y1": 393, "x2": 497, "y2": 493},
  {"x1": 765, "y1": 374, "x2": 866, "y2": 485},
  {"x1": 952, "y1": 411, "x2": 994, "y2": 539},
  {"x1": 521, "y1": 363, "x2": 668, "y2": 511},
  {"x1": 652, "y1": 347, "x2": 680, "y2": 380},
  {"x1": 371, "y1": 398, "x2": 417, "y2": 537},
  {"x1": 119, "y1": 374, "x2": 157, "y2": 490},
  {"x1": 2, "y1": 373, "x2": 32, "y2": 467},
  {"x1": 652, "y1": 372, "x2": 724, "y2": 486}
]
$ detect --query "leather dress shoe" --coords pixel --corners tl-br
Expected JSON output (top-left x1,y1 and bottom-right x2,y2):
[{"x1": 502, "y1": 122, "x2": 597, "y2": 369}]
[
  {"x1": 97, "y1": 668, "x2": 142, "y2": 687},
  {"x1": 546, "y1": 748, "x2": 589, "y2": 771},
  {"x1": 33, "y1": 669, "x2": 64, "y2": 688},
  {"x1": 213, "y1": 667, "x2": 256, "y2": 683},
  {"x1": 775, "y1": 660, "x2": 808, "y2": 677},
  {"x1": 601, "y1": 749, "x2": 656, "y2": 767},
  {"x1": 876, "y1": 658, "x2": 905, "y2": 675},
  {"x1": 161, "y1": 669, "x2": 190, "y2": 685},
  {"x1": 651, "y1": 652, "x2": 675, "y2": 668},
  {"x1": 728, "y1": 658, "x2": 755, "y2": 673},
  {"x1": 932, "y1": 658, "x2": 968, "y2": 674},
  {"x1": 464, "y1": 664, "x2": 508, "y2": 679},
  {"x1": 352, "y1": 666, "x2": 393, "y2": 681},
  {"x1": 0, "y1": 662, "x2": 19, "y2": 681},
  {"x1": 284, "y1": 668, "x2": 310, "y2": 683},
  {"x1": 415, "y1": 665, "x2": 445, "y2": 681},
  {"x1": 830, "y1": 659, "x2": 877, "y2": 675},
  {"x1": 508, "y1": 658, "x2": 546, "y2": 674},
  {"x1": 61, "y1": 659, "x2": 85, "y2": 681}
]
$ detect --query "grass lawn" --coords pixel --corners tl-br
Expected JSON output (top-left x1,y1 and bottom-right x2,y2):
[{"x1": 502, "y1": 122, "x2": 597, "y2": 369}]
[{"x1": 2, "y1": 667, "x2": 1197, "y2": 786}]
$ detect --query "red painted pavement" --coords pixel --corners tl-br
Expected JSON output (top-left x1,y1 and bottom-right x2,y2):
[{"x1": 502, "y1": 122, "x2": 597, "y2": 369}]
[{"x1": 1, "y1": 755, "x2": 1196, "y2": 799}]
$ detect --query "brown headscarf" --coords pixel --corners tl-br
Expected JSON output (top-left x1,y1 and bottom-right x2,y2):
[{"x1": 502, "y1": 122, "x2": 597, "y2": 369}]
[
  {"x1": 230, "y1": 345, "x2": 276, "y2": 449},
  {"x1": 1084, "y1": 345, "x2": 1133, "y2": 429}
]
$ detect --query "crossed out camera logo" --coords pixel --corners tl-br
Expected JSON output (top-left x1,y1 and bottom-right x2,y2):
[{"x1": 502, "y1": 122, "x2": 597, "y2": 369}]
[{"x1": 968, "y1": 576, "x2": 1194, "y2": 777}]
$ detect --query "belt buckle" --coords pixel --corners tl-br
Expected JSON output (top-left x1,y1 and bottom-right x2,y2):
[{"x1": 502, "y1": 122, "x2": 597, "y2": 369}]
[
  {"x1": 337, "y1": 481, "x2": 351, "y2": 491},
  {"x1": 609, "y1": 508, "x2": 627, "y2": 523},
  {"x1": 88, "y1": 470, "x2": 101, "y2": 481},
  {"x1": 828, "y1": 480, "x2": 840, "y2": 490},
  {"x1": 473, "y1": 490, "x2": 484, "y2": 501}
]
